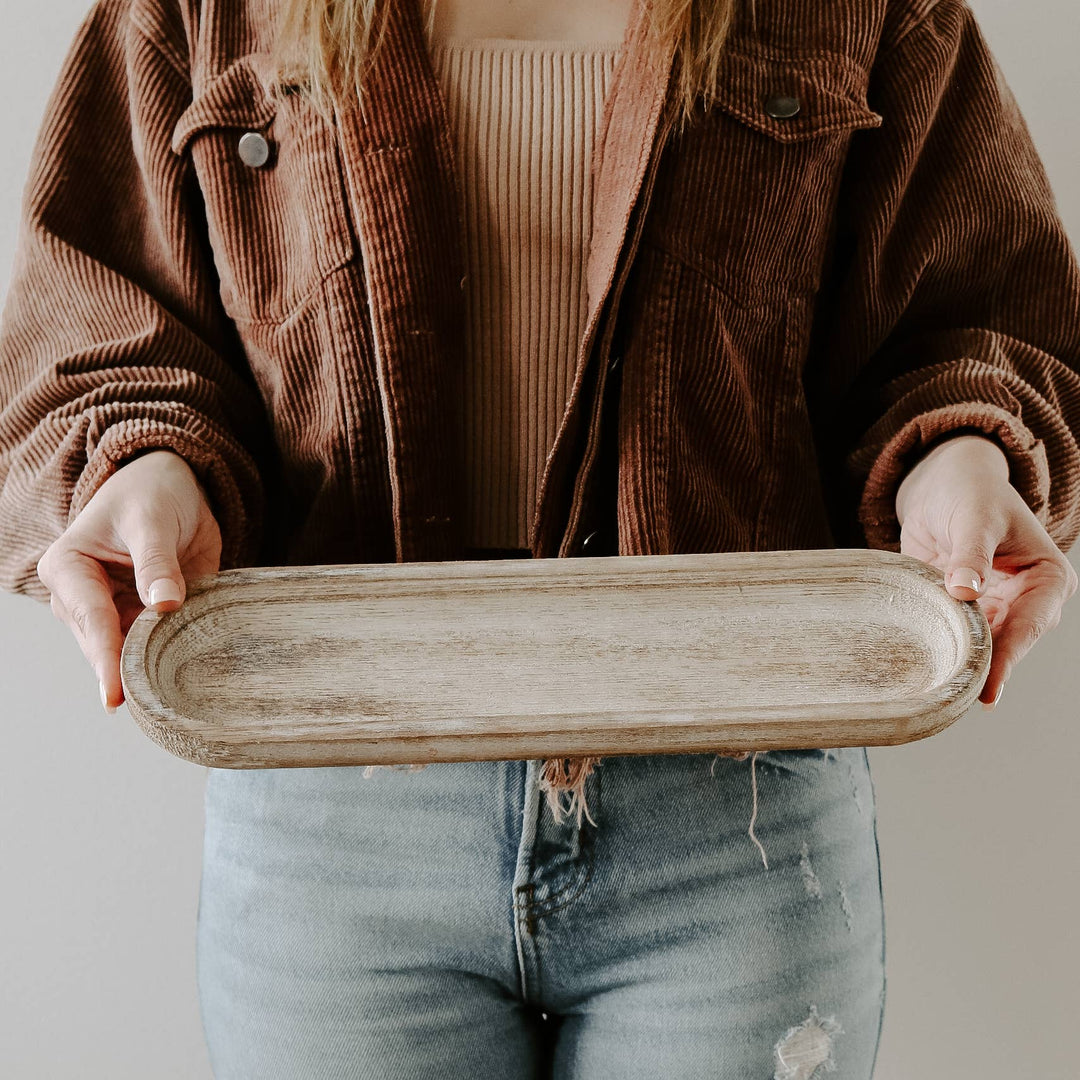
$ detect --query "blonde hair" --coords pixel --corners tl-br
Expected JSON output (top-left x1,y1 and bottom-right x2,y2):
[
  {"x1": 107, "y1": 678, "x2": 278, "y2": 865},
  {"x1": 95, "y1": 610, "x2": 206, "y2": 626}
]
[{"x1": 270, "y1": 0, "x2": 741, "y2": 135}]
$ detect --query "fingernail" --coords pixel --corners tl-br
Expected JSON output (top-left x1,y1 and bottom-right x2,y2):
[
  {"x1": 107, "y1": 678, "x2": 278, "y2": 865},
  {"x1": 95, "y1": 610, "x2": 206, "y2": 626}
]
[
  {"x1": 981, "y1": 683, "x2": 1005, "y2": 710},
  {"x1": 100, "y1": 680, "x2": 116, "y2": 714},
  {"x1": 148, "y1": 578, "x2": 182, "y2": 606},
  {"x1": 950, "y1": 567, "x2": 982, "y2": 593}
]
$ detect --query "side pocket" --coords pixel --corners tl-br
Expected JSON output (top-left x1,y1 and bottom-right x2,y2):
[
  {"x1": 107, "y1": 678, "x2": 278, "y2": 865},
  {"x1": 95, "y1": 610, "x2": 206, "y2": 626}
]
[{"x1": 616, "y1": 241, "x2": 793, "y2": 553}]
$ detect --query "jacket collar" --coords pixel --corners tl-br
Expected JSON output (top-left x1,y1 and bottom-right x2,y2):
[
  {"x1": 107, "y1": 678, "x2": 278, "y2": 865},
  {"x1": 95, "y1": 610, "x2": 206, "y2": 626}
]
[
  {"x1": 333, "y1": 0, "x2": 677, "y2": 560},
  {"x1": 583, "y1": 0, "x2": 678, "y2": 324}
]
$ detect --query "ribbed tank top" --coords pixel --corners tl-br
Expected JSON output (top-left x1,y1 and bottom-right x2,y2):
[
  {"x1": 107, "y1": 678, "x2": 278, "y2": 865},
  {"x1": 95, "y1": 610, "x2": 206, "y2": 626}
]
[{"x1": 426, "y1": 38, "x2": 623, "y2": 550}]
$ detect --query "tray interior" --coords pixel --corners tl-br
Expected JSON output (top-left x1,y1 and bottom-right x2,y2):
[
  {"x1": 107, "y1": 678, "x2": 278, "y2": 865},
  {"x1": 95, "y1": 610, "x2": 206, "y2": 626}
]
[{"x1": 141, "y1": 563, "x2": 975, "y2": 739}]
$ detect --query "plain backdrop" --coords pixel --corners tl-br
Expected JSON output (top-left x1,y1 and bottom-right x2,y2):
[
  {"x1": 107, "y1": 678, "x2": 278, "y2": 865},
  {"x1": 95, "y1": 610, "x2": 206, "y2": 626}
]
[{"x1": 1, "y1": 1, "x2": 1077, "y2": 1077}]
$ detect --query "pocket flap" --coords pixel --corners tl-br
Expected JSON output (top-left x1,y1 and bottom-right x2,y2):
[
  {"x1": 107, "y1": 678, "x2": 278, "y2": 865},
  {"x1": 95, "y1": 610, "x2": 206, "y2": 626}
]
[
  {"x1": 171, "y1": 55, "x2": 280, "y2": 156},
  {"x1": 711, "y1": 46, "x2": 883, "y2": 142}
]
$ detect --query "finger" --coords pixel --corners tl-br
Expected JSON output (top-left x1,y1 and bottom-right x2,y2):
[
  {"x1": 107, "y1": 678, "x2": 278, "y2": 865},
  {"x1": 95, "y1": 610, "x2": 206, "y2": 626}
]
[
  {"x1": 944, "y1": 514, "x2": 1003, "y2": 601},
  {"x1": 49, "y1": 590, "x2": 121, "y2": 712},
  {"x1": 121, "y1": 516, "x2": 187, "y2": 611},
  {"x1": 978, "y1": 652, "x2": 1008, "y2": 709},
  {"x1": 979, "y1": 572, "x2": 1068, "y2": 706},
  {"x1": 117, "y1": 593, "x2": 146, "y2": 637},
  {"x1": 41, "y1": 549, "x2": 125, "y2": 708}
]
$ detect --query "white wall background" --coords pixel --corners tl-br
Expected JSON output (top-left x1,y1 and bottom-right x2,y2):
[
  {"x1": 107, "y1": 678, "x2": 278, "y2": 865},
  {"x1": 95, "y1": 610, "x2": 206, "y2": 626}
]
[{"x1": 1, "y1": 1, "x2": 1077, "y2": 1077}]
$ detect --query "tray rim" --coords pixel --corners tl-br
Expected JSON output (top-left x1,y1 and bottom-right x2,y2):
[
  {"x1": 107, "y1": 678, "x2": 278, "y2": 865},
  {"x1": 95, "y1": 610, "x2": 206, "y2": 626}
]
[{"x1": 120, "y1": 548, "x2": 992, "y2": 768}]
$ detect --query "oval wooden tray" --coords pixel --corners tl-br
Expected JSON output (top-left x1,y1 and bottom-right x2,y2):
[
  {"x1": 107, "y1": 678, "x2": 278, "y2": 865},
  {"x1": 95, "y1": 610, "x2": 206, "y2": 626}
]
[{"x1": 119, "y1": 548, "x2": 991, "y2": 768}]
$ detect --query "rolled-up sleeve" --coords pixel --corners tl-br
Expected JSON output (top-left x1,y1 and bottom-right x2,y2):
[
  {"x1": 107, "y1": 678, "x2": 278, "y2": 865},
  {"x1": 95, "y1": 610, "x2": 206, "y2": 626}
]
[
  {"x1": 0, "y1": 0, "x2": 272, "y2": 603},
  {"x1": 816, "y1": 0, "x2": 1080, "y2": 553}
]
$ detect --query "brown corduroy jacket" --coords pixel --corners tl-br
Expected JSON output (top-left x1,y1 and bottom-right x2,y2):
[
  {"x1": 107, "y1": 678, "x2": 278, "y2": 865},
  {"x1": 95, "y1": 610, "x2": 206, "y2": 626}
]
[{"x1": 2, "y1": 0, "x2": 1080, "y2": 606}]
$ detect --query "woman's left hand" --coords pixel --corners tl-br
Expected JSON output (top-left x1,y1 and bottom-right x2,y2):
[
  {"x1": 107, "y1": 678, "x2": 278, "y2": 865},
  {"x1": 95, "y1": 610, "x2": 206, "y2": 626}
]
[{"x1": 894, "y1": 432, "x2": 1078, "y2": 708}]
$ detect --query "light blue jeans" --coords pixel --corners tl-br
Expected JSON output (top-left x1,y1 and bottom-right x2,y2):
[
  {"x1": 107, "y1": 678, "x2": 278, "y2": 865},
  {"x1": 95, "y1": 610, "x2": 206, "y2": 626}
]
[{"x1": 197, "y1": 748, "x2": 886, "y2": 1078}]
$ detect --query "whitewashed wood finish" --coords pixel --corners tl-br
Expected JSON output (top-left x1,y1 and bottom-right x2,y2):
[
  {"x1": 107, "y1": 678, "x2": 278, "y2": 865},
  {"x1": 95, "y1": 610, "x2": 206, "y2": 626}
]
[{"x1": 119, "y1": 549, "x2": 991, "y2": 768}]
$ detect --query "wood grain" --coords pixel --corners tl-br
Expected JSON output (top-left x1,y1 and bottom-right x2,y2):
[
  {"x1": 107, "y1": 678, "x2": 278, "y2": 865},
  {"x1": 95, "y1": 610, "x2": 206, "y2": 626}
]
[{"x1": 118, "y1": 548, "x2": 991, "y2": 768}]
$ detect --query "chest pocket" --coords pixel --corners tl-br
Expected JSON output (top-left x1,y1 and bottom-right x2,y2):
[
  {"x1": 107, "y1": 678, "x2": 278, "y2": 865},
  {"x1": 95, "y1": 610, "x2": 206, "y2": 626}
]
[
  {"x1": 707, "y1": 44, "x2": 883, "y2": 142},
  {"x1": 171, "y1": 55, "x2": 357, "y2": 323},
  {"x1": 642, "y1": 43, "x2": 883, "y2": 303}
]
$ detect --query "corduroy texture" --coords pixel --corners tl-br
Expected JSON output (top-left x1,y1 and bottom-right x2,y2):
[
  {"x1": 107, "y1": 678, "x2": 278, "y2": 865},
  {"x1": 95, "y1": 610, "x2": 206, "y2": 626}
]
[
  {"x1": 427, "y1": 38, "x2": 622, "y2": 549},
  {"x1": 2, "y1": 0, "x2": 1080, "y2": 814}
]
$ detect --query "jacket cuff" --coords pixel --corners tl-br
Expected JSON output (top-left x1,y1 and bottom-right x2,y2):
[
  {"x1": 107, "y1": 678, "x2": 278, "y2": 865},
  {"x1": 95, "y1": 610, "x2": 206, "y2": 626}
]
[
  {"x1": 68, "y1": 418, "x2": 265, "y2": 572},
  {"x1": 855, "y1": 402, "x2": 1050, "y2": 551}
]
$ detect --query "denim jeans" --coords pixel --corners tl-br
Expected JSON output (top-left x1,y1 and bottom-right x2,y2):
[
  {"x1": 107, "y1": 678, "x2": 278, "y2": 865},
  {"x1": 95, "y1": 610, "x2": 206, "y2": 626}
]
[{"x1": 197, "y1": 748, "x2": 886, "y2": 1078}]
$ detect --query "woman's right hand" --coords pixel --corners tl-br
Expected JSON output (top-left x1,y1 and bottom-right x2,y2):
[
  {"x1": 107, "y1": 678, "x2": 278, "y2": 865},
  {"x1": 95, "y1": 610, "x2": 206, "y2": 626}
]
[{"x1": 35, "y1": 449, "x2": 223, "y2": 713}]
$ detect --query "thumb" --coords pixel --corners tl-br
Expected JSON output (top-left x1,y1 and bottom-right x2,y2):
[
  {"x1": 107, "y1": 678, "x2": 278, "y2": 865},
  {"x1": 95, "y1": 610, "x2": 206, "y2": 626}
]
[
  {"x1": 129, "y1": 524, "x2": 187, "y2": 610},
  {"x1": 943, "y1": 521, "x2": 996, "y2": 600}
]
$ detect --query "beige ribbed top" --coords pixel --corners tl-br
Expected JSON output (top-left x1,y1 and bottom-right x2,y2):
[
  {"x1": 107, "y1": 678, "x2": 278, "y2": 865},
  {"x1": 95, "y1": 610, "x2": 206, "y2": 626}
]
[{"x1": 427, "y1": 38, "x2": 623, "y2": 549}]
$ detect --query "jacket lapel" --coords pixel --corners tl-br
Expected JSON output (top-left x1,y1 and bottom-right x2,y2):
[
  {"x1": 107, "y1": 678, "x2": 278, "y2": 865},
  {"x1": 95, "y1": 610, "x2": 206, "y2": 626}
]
[
  {"x1": 584, "y1": 0, "x2": 676, "y2": 328},
  {"x1": 333, "y1": 0, "x2": 470, "y2": 563},
  {"x1": 334, "y1": 0, "x2": 676, "y2": 561},
  {"x1": 532, "y1": 0, "x2": 678, "y2": 555}
]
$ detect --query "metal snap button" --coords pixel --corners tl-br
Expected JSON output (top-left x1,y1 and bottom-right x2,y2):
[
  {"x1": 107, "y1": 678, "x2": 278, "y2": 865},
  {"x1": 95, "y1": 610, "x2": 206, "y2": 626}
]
[
  {"x1": 763, "y1": 94, "x2": 801, "y2": 119},
  {"x1": 237, "y1": 131, "x2": 271, "y2": 168},
  {"x1": 580, "y1": 527, "x2": 615, "y2": 556},
  {"x1": 580, "y1": 529, "x2": 601, "y2": 554}
]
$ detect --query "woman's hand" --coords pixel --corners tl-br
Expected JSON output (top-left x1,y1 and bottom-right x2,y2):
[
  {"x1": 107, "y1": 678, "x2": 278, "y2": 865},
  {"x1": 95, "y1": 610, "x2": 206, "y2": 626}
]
[
  {"x1": 35, "y1": 449, "x2": 222, "y2": 713},
  {"x1": 894, "y1": 433, "x2": 1078, "y2": 708}
]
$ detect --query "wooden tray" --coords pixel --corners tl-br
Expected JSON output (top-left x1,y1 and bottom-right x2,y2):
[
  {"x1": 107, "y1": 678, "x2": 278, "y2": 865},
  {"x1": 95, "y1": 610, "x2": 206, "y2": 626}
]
[{"x1": 119, "y1": 548, "x2": 991, "y2": 768}]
